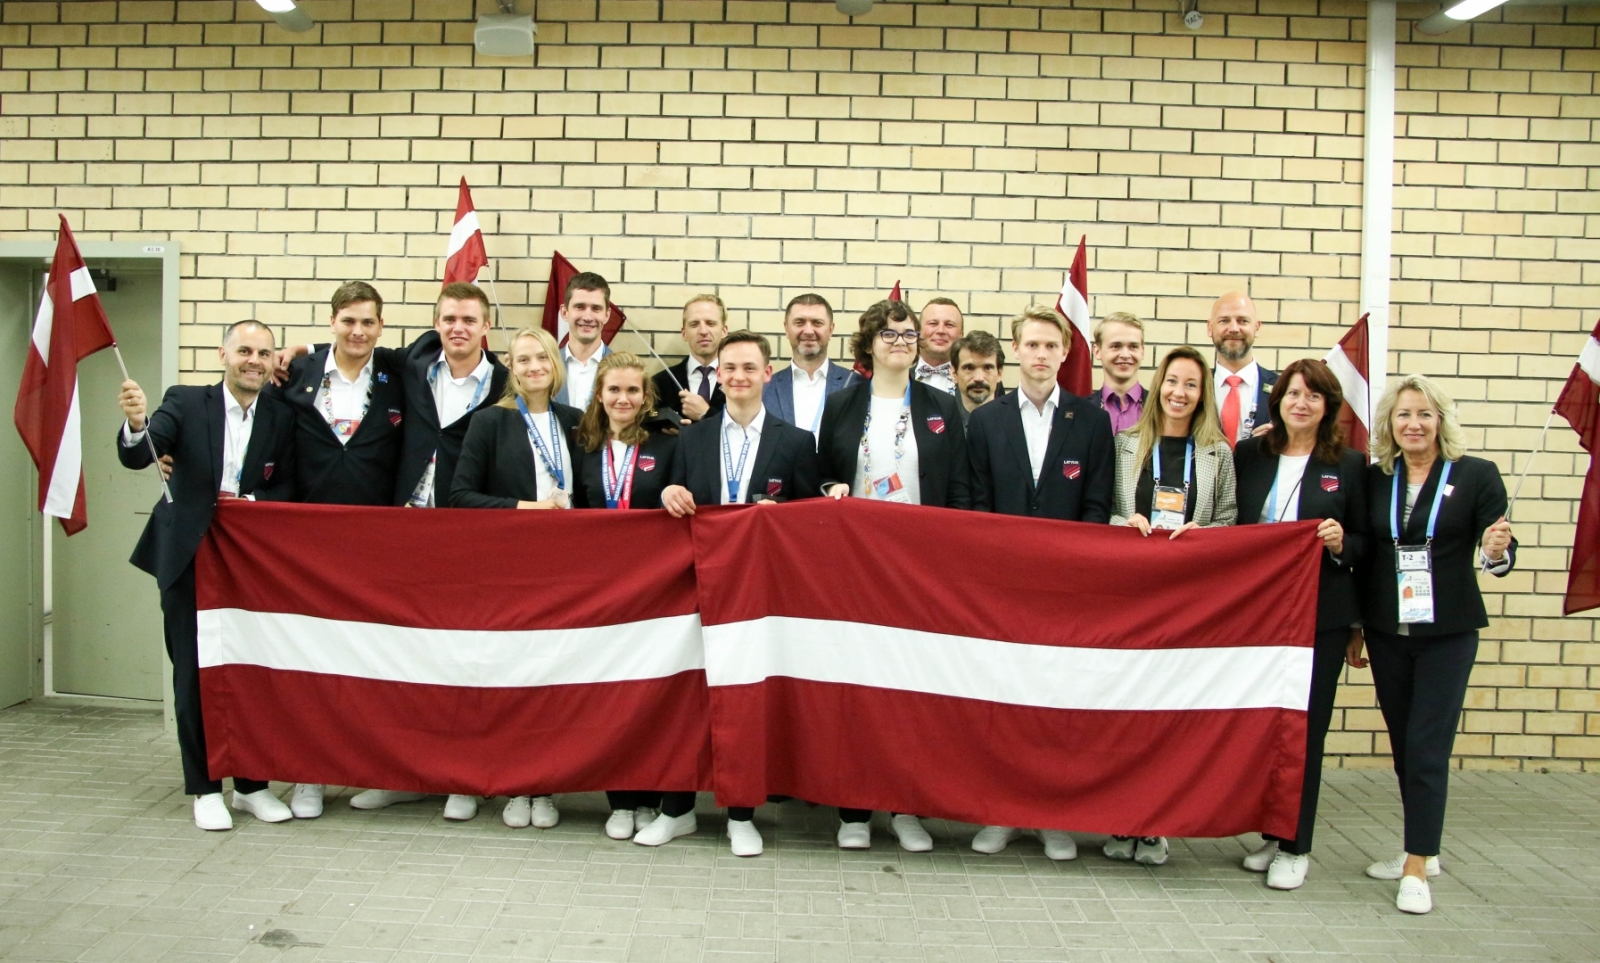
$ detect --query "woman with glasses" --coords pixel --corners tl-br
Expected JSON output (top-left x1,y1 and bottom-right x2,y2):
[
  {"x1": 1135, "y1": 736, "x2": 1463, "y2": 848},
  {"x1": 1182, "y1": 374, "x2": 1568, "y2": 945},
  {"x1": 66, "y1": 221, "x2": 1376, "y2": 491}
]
[{"x1": 814, "y1": 298, "x2": 970, "y2": 852}]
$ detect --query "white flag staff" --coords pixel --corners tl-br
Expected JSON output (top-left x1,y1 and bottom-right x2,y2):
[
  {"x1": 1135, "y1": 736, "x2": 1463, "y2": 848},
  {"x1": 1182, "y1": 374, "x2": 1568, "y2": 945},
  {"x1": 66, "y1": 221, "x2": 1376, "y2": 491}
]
[
  {"x1": 618, "y1": 317, "x2": 684, "y2": 393},
  {"x1": 111, "y1": 343, "x2": 174, "y2": 506},
  {"x1": 1506, "y1": 409, "x2": 1556, "y2": 518}
]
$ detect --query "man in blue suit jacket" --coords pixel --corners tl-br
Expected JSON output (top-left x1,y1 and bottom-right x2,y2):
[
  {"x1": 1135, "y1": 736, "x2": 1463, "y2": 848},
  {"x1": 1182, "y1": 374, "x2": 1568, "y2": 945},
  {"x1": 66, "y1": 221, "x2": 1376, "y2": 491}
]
[{"x1": 762, "y1": 293, "x2": 857, "y2": 440}]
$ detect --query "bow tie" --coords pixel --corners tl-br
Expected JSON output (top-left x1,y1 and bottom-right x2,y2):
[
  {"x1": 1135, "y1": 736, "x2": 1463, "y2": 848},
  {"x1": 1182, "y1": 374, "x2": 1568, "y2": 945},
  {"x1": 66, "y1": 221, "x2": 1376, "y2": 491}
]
[{"x1": 917, "y1": 362, "x2": 951, "y2": 380}]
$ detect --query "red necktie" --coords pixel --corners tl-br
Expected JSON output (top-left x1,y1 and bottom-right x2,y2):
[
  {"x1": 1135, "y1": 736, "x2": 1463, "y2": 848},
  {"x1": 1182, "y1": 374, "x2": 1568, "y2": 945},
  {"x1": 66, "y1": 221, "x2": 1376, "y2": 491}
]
[{"x1": 1220, "y1": 375, "x2": 1244, "y2": 449}]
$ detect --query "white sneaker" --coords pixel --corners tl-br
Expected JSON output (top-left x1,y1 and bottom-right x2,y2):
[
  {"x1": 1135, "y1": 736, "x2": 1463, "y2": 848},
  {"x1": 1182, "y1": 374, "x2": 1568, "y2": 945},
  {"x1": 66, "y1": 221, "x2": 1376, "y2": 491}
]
[
  {"x1": 289, "y1": 784, "x2": 323, "y2": 819},
  {"x1": 502, "y1": 796, "x2": 532, "y2": 828},
  {"x1": 194, "y1": 793, "x2": 233, "y2": 831},
  {"x1": 443, "y1": 794, "x2": 478, "y2": 821},
  {"x1": 634, "y1": 811, "x2": 697, "y2": 846},
  {"x1": 890, "y1": 814, "x2": 933, "y2": 852},
  {"x1": 1396, "y1": 875, "x2": 1432, "y2": 914},
  {"x1": 972, "y1": 826, "x2": 1021, "y2": 854},
  {"x1": 1038, "y1": 830, "x2": 1077, "y2": 861},
  {"x1": 836, "y1": 821, "x2": 871, "y2": 849},
  {"x1": 634, "y1": 806, "x2": 658, "y2": 831},
  {"x1": 531, "y1": 795, "x2": 559, "y2": 828},
  {"x1": 349, "y1": 789, "x2": 426, "y2": 810},
  {"x1": 1102, "y1": 835, "x2": 1136, "y2": 860},
  {"x1": 727, "y1": 819, "x2": 763, "y2": 857},
  {"x1": 232, "y1": 788, "x2": 293, "y2": 823},
  {"x1": 1242, "y1": 839, "x2": 1278, "y2": 872},
  {"x1": 1266, "y1": 851, "x2": 1309, "y2": 890},
  {"x1": 1365, "y1": 853, "x2": 1441, "y2": 880},
  {"x1": 1134, "y1": 836, "x2": 1169, "y2": 866},
  {"x1": 605, "y1": 809, "x2": 635, "y2": 840}
]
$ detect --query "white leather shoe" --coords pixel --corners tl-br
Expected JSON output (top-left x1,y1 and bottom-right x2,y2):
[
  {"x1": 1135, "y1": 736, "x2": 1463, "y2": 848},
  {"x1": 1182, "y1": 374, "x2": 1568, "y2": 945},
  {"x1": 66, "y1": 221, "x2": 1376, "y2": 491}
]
[
  {"x1": 443, "y1": 794, "x2": 478, "y2": 821},
  {"x1": 1396, "y1": 875, "x2": 1432, "y2": 914},
  {"x1": 290, "y1": 784, "x2": 323, "y2": 819},
  {"x1": 634, "y1": 806, "x2": 657, "y2": 831},
  {"x1": 971, "y1": 826, "x2": 1021, "y2": 854},
  {"x1": 836, "y1": 821, "x2": 871, "y2": 849},
  {"x1": 1266, "y1": 851, "x2": 1309, "y2": 890},
  {"x1": 232, "y1": 788, "x2": 293, "y2": 823},
  {"x1": 531, "y1": 795, "x2": 559, "y2": 828},
  {"x1": 1242, "y1": 839, "x2": 1278, "y2": 872},
  {"x1": 1038, "y1": 830, "x2": 1077, "y2": 861},
  {"x1": 194, "y1": 793, "x2": 233, "y2": 831},
  {"x1": 1102, "y1": 835, "x2": 1136, "y2": 860},
  {"x1": 605, "y1": 809, "x2": 635, "y2": 840},
  {"x1": 727, "y1": 819, "x2": 763, "y2": 857},
  {"x1": 634, "y1": 811, "x2": 697, "y2": 846},
  {"x1": 1134, "y1": 836, "x2": 1169, "y2": 866},
  {"x1": 890, "y1": 814, "x2": 933, "y2": 852},
  {"x1": 350, "y1": 789, "x2": 426, "y2": 810},
  {"x1": 502, "y1": 796, "x2": 532, "y2": 828},
  {"x1": 1366, "y1": 853, "x2": 1440, "y2": 880}
]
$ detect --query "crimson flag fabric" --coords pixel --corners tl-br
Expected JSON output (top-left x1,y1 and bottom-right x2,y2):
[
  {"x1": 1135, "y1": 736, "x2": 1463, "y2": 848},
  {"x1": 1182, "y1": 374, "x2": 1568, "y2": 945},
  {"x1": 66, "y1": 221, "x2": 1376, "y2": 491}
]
[
  {"x1": 1555, "y1": 318, "x2": 1600, "y2": 614},
  {"x1": 539, "y1": 250, "x2": 626, "y2": 347},
  {"x1": 442, "y1": 178, "x2": 488, "y2": 286},
  {"x1": 196, "y1": 502, "x2": 710, "y2": 795},
  {"x1": 1055, "y1": 236, "x2": 1093, "y2": 396},
  {"x1": 13, "y1": 215, "x2": 117, "y2": 535},
  {"x1": 888, "y1": 280, "x2": 903, "y2": 302},
  {"x1": 1324, "y1": 313, "x2": 1371, "y2": 456},
  {"x1": 693, "y1": 499, "x2": 1320, "y2": 838}
]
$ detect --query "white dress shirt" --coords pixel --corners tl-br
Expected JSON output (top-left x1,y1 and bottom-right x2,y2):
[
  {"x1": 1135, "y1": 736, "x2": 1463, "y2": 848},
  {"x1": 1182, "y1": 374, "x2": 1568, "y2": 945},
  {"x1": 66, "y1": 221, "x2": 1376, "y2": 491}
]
[
  {"x1": 1213, "y1": 360, "x2": 1262, "y2": 440},
  {"x1": 565, "y1": 345, "x2": 603, "y2": 411},
  {"x1": 1263, "y1": 454, "x2": 1310, "y2": 523},
  {"x1": 790, "y1": 359, "x2": 833, "y2": 437},
  {"x1": 719, "y1": 407, "x2": 766, "y2": 504},
  {"x1": 914, "y1": 357, "x2": 956, "y2": 396},
  {"x1": 855, "y1": 393, "x2": 921, "y2": 504},
  {"x1": 408, "y1": 350, "x2": 492, "y2": 507},
  {"x1": 123, "y1": 386, "x2": 258, "y2": 497},
  {"x1": 318, "y1": 352, "x2": 373, "y2": 446},
  {"x1": 1017, "y1": 385, "x2": 1060, "y2": 483}
]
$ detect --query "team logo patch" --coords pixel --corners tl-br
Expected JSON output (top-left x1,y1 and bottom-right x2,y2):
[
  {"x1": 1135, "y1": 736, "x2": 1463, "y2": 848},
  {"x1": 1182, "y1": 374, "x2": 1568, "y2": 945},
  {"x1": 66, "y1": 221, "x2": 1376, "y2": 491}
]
[
  {"x1": 263, "y1": 462, "x2": 275, "y2": 480},
  {"x1": 926, "y1": 415, "x2": 946, "y2": 435},
  {"x1": 767, "y1": 479, "x2": 783, "y2": 497},
  {"x1": 1062, "y1": 459, "x2": 1082, "y2": 480},
  {"x1": 638, "y1": 454, "x2": 657, "y2": 472},
  {"x1": 388, "y1": 408, "x2": 403, "y2": 426},
  {"x1": 1321, "y1": 474, "x2": 1339, "y2": 493}
]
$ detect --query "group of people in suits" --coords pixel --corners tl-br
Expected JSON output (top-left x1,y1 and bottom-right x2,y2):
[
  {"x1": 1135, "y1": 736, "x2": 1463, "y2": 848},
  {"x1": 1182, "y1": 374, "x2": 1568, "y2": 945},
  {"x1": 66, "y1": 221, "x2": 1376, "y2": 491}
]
[{"x1": 116, "y1": 276, "x2": 1514, "y2": 917}]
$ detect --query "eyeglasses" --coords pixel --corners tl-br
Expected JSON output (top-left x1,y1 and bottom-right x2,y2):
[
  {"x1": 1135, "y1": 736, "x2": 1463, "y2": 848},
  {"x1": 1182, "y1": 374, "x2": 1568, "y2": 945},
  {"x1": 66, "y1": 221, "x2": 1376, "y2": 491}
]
[{"x1": 877, "y1": 329, "x2": 921, "y2": 345}]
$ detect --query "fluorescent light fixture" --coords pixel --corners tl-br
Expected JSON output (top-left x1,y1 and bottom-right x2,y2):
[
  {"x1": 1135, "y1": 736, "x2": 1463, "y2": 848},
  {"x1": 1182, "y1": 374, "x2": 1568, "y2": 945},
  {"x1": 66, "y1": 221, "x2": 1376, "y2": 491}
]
[
  {"x1": 254, "y1": 0, "x2": 315, "y2": 32},
  {"x1": 1414, "y1": 0, "x2": 1509, "y2": 35}
]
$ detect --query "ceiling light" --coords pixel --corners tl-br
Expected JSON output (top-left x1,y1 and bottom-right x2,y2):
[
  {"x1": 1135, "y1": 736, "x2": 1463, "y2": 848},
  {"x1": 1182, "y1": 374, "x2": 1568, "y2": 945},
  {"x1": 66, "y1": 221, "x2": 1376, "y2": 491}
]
[
  {"x1": 1414, "y1": 0, "x2": 1508, "y2": 35},
  {"x1": 837, "y1": 0, "x2": 874, "y2": 16},
  {"x1": 254, "y1": 0, "x2": 314, "y2": 32}
]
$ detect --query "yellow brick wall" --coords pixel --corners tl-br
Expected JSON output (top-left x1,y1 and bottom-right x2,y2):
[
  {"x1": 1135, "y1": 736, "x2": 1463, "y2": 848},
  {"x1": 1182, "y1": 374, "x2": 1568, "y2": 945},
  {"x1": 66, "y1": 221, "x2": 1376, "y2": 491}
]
[{"x1": 2, "y1": 0, "x2": 1597, "y2": 768}]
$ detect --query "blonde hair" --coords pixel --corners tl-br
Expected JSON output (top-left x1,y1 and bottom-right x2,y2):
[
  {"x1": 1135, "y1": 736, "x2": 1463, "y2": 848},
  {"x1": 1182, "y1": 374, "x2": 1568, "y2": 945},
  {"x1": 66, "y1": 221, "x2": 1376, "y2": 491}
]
[
  {"x1": 1370, "y1": 373, "x2": 1466, "y2": 473},
  {"x1": 496, "y1": 327, "x2": 565, "y2": 409},
  {"x1": 682, "y1": 293, "x2": 727, "y2": 326},
  {"x1": 1009, "y1": 304, "x2": 1066, "y2": 343},
  {"x1": 1130, "y1": 345, "x2": 1227, "y2": 469},
  {"x1": 1094, "y1": 311, "x2": 1144, "y2": 345},
  {"x1": 577, "y1": 352, "x2": 657, "y2": 451}
]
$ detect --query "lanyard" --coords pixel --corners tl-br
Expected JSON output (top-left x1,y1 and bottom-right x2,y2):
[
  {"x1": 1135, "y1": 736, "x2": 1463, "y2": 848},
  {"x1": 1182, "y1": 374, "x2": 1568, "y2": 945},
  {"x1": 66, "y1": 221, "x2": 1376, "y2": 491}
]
[
  {"x1": 722, "y1": 421, "x2": 753, "y2": 504},
  {"x1": 515, "y1": 397, "x2": 565, "y2": 492},
  {"x1": 860, "y1": 382, "x2": 912, "y2": 473},
  {"x1": 320, "y1": 367, "x2": 372, "y2": 437},
  {"x1": 601, "y1": 441, "x2": 638, "y2": 509},
  {"x1": 1391, "y1": 460, "x2": 1452, "y2": 544},
  {"x1": 428, "y1": 355, "x2": 490, "y2": 419},
  {"x1": 1151, "y1": 436, "x2": 1194, "y2": 489},
  {"x1": 1265, "y1": 461, "x2": 1304, "y2": 523}
]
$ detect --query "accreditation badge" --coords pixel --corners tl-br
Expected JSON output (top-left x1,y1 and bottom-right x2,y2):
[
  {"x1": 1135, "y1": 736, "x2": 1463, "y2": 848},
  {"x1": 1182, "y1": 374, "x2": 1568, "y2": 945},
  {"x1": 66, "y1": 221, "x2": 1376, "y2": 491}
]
[
  {"x1": 1151, "y1": 485, "x2": 1187, "y2": 530},
  {"x1": 1396, "y1": 544, "x2": 1434, "y2": 624},
  {"x1": 871, "y1": 472, "x2": 911, "y2": 503}
]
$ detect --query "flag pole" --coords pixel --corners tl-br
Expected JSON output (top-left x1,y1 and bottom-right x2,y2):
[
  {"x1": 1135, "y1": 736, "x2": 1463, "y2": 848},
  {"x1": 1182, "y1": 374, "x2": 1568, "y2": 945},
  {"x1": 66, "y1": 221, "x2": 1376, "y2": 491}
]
[
  {"x1": 110, "y1": 344, "x2": 173, "y2": 504},
  {"x1": 620, "y1": 318, "x2": 684, "y2": 391},
  {"x1": 1507, "y1": 408, "x2": 1557, "y2": 518},
  {"x1": 481, "y1": 262, "x2": 505, "y2": 346}
]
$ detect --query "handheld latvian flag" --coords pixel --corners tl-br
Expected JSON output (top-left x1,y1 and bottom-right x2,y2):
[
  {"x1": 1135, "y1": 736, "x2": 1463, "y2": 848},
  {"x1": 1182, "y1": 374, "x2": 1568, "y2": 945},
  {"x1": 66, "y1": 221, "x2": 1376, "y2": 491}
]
[
  {"x1": 443, "y1": 178, "x2": 488, "y2": 286},
  {"x1": 888, "y1": 280, "x2": 904, "y2": 302},
  {"x1": 13, "y1": 215, "x2": 118, "y2": 534},
  {"x1": 540, "y1": 251, "x2": 626, "y2": 347},
  {"x1": 1323, "y1": 313, "x2": 1371, "y2": 456},
  {"x1": 1055, "y1": 236, "x2": 1093, "y2": 396},
  {"x1": 1555, "y1": 319, "x2": 1600, "y2": 614}
]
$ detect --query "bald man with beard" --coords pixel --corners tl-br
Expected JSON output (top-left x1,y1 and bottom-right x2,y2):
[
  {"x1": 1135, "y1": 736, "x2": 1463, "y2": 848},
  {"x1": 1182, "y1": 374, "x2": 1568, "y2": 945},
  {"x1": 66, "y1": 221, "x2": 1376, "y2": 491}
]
[{"x1": 1206, "y1": 291, "x2": 1277, "y2": 449}]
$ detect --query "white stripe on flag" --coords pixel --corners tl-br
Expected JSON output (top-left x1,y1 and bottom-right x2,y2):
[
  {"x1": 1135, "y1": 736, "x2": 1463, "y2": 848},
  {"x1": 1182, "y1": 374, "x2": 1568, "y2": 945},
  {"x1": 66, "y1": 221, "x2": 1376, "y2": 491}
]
[
  {"x1": 1059, "y1": 283, "x2": 1092, "y2": 345},
  {"x1": 1324, "y1": 344, "x2": 1370, "y2": 429},
  {"x1": 31, "y1": 289, "x2": 53, "y2": 363},
  {"x1": 197, "y1": 609, "x2": 704, "y2": 686},
  {"x1": 69, "y1": 265, "x2": 96, "y2": 302},
  {"x1": 447, "y1": 210, "x2": 482, "y2": 258},
  {"x1": 704, "y1": 616, "x2": 1313, "y2": 712},
  {"x1": 1578, "y1": 336, "x2": 1600, "y2": 385},
  {"x1": 41, "y1": 379, "x2": 83, "y2": 519}
]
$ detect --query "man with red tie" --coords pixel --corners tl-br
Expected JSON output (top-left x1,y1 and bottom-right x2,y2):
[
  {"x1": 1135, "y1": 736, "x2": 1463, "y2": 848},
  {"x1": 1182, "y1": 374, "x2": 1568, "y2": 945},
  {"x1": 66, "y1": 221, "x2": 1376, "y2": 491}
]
[{"x1": 1208, "y1": 291, "x2": 1277, "y2": 448}]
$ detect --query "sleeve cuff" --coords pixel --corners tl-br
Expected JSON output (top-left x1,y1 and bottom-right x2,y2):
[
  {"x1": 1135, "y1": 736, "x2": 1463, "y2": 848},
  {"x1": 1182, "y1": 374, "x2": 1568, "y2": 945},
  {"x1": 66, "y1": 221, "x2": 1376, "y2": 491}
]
[
  {"x1": 121, "y1": 422, "x2": 146, "y2": 447},
  {"x1": 1480, "y1": 550, "x2": 1512, "y2": 575}
]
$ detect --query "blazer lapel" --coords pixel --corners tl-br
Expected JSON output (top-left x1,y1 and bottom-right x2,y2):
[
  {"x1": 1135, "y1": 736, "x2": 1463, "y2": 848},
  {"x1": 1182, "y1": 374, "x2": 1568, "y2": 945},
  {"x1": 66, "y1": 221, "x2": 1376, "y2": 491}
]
[
  {"x1": 1038, "y1": 399, "x2": 1076, "y2": 492},
  {"x1": 1401, "y1": 459, "x2": 1446, "y2": 542},
  {"x1": 768, "y1": 367, "x2": 793, "y2": 423},
  {"x1": 1296, "y1": 455, "x2": 1333, "y2": 521},
  {"x1": 995, "y1": 393, "x2": 1034, "y2": 494},
  {"x1": 206, "y1": 384, "x2": 226, "y2": 489}
]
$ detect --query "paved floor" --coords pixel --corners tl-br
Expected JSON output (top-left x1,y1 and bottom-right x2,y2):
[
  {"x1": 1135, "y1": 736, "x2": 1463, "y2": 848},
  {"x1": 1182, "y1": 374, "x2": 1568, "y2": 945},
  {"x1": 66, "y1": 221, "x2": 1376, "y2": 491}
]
[{"x1": 0, "y1": 704, "x2": 1596, "y2": 963}]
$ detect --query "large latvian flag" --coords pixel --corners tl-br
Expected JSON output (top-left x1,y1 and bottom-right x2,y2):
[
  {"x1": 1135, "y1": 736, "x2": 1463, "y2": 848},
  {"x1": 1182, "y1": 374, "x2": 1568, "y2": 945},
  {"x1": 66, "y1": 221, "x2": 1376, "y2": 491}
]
[
  {"x1": 1555, "y1": 318, "x2": 1600, "y2": 615},
  {"x1": 196, "y1": 502, "x2": 711, "y2": 795},
  {"x1": 694, "y1": 499, "x2": 1320, "y2": 838}
]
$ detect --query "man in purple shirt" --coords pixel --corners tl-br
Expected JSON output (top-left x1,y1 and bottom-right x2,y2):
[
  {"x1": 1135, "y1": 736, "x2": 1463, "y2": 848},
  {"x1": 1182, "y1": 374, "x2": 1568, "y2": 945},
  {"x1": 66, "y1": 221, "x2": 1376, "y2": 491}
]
[{"x1": 1089, "y1": 311, "x2": 1146, "y2": 433}]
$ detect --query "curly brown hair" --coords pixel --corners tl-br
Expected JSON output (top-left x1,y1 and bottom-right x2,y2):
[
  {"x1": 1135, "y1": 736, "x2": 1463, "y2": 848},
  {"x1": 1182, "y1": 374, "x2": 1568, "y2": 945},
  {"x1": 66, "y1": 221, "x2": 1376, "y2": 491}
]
[{"x1": 849, "y1": 299, "x2": 917, "y2": 374}]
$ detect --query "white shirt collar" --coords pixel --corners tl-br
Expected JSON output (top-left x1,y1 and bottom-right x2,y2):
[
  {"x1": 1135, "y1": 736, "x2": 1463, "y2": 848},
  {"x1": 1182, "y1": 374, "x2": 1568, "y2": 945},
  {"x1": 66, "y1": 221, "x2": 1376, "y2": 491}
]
[
  {"x1": 223, "y1": 384, "x2": 253, "y2": 420},
  {"x1": 1215, "y1": 359, "x2": 1260, "y2": 391},
  {"x1": 793, "y1": 359, "x2": 831, "y2": 385},
  {"x1": 722, "y1": 405, "x2": 766, "y2": 438},
  {"x1": 1019, "y1": 384, "x2": 1060, "y2": 417},
  {"x1": 434, "y1": 350, "x2": 492, "y2": 385},
  {"x1": 690, "y1": 357, "x2": 720, "y2": 372},
  {"x1": 565, "y1": 343, "x2": 602, "y2": 367},
  {"x1": 323, "y1": 350, "x2": 373, "y2": 384}
]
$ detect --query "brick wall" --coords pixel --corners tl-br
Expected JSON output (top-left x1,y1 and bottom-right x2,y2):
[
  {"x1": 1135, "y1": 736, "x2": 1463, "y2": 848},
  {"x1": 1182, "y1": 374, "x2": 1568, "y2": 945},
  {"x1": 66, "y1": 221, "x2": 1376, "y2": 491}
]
[{"x1": 2, "y1": 0, "x2": 1596, "y2": 768}]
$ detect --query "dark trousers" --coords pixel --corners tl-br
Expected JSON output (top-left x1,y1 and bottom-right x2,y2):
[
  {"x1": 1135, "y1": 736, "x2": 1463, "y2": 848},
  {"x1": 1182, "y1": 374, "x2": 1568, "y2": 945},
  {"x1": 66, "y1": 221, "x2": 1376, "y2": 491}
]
[
  {"x1": 1365, "y1": 627, "x2": 1479, "y2": 858},
  {"x1": 606, "y1": 791, "x2": 660, "y2": 811},
  {"x1": 161, "y1": 563, "x2": 268, "y2": 797},
  {"x1": 659, "y1": 791, "x2": 753, "y2": 821},
  {"x1": 1267, "y1": 627, "x2": 1349, "y2": 855}
]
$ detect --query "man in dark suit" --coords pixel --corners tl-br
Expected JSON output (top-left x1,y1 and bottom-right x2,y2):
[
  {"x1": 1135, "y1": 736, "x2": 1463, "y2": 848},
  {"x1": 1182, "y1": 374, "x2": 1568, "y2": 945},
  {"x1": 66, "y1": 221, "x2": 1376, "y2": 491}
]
[
  {"x1": 763, "y1": 293, "x2": 855, "y2": 440},
  {"x1": 652, "y1": 294, "x2": 728, "y2": 424},
  {"x1": 117, "y1": 319, "x2": 298, "y2": 832},
  {"x1": 951, "y1": 331, "x2": 1005, "y2": 427},
  {"x1": 1208, "y1": 291, "x2": 1278, "y2": 448}
]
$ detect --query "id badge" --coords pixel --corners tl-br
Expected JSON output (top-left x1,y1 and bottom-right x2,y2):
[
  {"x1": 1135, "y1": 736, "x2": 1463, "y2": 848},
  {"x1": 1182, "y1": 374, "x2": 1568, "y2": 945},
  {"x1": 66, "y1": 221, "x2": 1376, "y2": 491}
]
[
  {"x1": 872, "y1": 472, "x2": 911, "y2": 503},
  {"x1": 1151, "y1": 485, "x2": 1187, "y2": 530},
  {"x1": 1396, "y1": 545, "x2": 1434, "y2": 624}
]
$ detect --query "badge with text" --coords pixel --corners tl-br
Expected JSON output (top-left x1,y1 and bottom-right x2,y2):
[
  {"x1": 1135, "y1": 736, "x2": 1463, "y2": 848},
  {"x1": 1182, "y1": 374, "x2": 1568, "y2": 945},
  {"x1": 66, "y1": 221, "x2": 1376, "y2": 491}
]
[
  {"x1": 1062, "y1": 459, "x2": 1081, "y2": 480},
  {"x1": 871, "y1": 472, "x2": 910, "y2": 503},
  {"x1": 1396, "y1": 544, "x2": 1434, "y2": 624},
  {"x1": 638, "y1": 454, "x2": 657, "y2": 472},
  {"x1": 766, "y1": 479, "x2": 783, "y2": 498},
  {"x1": 925, "y1": 414, "x2": 946, "y2": 435},
  {"x1": 1321, "y1": 474, "x2": 1339, "y2": 493},
  {"x1": 388, "y1": 408, "x2": 403, "y2": 426},
  {"x1": 1151, "y1": 486, "x2": 1187, "y2": 531},
  {"x1": 262, "y1": 462, "x2": 275, "y2": 481}
]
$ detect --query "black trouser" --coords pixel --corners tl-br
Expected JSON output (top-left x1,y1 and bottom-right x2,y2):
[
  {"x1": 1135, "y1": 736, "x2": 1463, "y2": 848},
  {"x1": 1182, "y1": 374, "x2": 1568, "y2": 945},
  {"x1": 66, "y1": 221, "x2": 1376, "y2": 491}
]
[
  {"x1": 1266, "y1": 627, "x2": 1349, "y2": 855},
  {"x1": 162, "y1": 563, "x2": 268, "y2": 797},
  {"x1": 1365, "y1": 627, "x2": 1479, "y2": 858},
  {"x1": 606, "y1": 791, "x2": 660, "y2": 811},
  {"x1": 659, "y1": 791, "x2": 753, "y2": 821}
]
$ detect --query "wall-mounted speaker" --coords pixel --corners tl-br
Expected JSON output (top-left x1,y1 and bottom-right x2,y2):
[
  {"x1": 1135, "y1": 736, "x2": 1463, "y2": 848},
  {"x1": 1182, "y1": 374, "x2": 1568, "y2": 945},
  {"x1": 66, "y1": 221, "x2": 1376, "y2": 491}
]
[{"x1": 475, "y1": 13, "x2": 537, "y2": 57}]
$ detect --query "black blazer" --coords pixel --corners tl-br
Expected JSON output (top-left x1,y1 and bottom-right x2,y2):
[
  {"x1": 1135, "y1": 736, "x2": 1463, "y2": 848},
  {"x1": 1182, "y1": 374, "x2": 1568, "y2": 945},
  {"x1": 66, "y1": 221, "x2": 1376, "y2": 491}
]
[
  {"x1": 967, "y1": 389, "x2": 1115, "y2": 523},
  {"x1": 280, "y1": 347, "x2": 407, "y2": 505},
  {"x1": 816, "y1": 380, "x2": 971, "y2": 509},
  {"x1": 449, "y1": 402, "x2": 584, "y2": 509},
  {"x1": 1234, "y1": 438, "x2": 1368, "y2": 631},
  {"x1": 573, "y1": 429, "x2": 679, "y2": 510},
  {"x1": 652, "y1": 359, "x2": 725, "y2": 420},
  {"x1": 668, "y1": 410, "x2": 820, "y2": 505},
  {"x1": 377, "y1": 331, "x2": 509, "y2": 506},
  {"x1": 118, "y1": 384, "x2": 297, "y2": 590},
  {"x1": 1359, "y1": 454, "x2": 1516, "y2": 637}
]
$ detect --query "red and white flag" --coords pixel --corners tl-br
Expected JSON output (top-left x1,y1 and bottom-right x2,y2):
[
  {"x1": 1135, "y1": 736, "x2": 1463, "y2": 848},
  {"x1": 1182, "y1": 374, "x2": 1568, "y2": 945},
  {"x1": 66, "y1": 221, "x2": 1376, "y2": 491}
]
[
  {"x1": 1555, "y1": 318, "x2": 1600, "y2": 614},
  {"x1": 442, "y1": 178, "x2": 487, "y2": 286},
  {"x1": 1055, "y1": 236, "x2": 1093, "y2": 396},
  {"x1": 540, "y1": 250, "x2": 626, "y2": 348},
  {"x1": 1324, "y1": 313, "x2": 1371, "y2": 456},
  {"x1": 13, "y1": 215, "x2": 117, "y2": 535},
  {"x1": 888, "y1": 280, "x2": 904, "y2": 302}
]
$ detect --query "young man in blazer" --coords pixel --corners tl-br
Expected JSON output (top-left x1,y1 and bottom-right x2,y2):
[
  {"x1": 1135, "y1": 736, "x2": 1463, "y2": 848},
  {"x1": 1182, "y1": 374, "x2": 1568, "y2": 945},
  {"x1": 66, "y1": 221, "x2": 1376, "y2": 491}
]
[
  {"x1": 1208, "y1": 291, "x2": 1277, "y2": 448},
  {"x1": 652, "y1": 294, "x2": 728, "y2": 424},
  {"x1": 763, "y1": 293, "x2": 855, "y2": 439},
  {"x1": 117, "y1": 320, "x2": 299, "y2": 832},
  {"x1": 553, "y1": 271, "x2": 613, "y2": 411}
]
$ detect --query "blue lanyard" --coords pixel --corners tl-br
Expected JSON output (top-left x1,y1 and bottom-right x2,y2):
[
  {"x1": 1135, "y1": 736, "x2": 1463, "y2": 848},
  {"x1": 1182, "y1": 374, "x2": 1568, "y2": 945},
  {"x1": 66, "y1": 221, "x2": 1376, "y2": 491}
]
[
  {"x1": 722, "y1": 419, "x2": 753, "y2": 504},
  {"x1": 428, "y1": 354, "x2": 491, "y2": 416},
  {"x1": 515, "y1": 397, "x2": 565, "y2": 492},
  {"x1": 601, "y1": 442, "x2": 637, "y2": 509},
  {"x1": 1151, "y1": 437, "x2": 1194, "y2": 489},
  {"x1": 1391, "y1": 460, "x2": 1452, "y2": 543}
]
